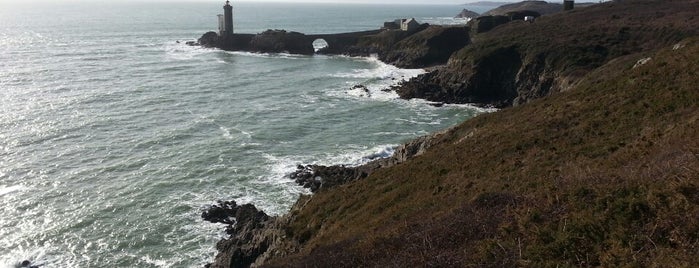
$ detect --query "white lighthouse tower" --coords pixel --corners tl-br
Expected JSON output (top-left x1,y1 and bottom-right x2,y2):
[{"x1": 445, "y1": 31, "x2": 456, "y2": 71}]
[{"x1": 217, "y1": 1, "x2": 234, "y2": 37}]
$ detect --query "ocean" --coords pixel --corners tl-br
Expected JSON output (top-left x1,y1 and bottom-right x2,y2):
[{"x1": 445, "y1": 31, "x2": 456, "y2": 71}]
[{"x1": 0, "y1": 1, "x2": 492, "y2": 267}]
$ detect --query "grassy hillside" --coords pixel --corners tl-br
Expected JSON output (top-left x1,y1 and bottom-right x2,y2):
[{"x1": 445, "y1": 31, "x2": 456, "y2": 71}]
[
  {"x1": 265, "y1": 34, "x2": 699, "y2": 267},
  {"x1": 397, "y1": 0, "x2": 699, "y2": 106}
]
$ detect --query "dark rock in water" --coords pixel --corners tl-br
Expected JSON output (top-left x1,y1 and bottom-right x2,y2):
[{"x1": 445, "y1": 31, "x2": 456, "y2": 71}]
[
  {"x1": 289, "y1": 164, "x2": 368, "y2": 192},
  {"x1": 206, "y1": 126, "x2": 450, "y2": 267},
  {"x1": 350, "y1": 84, "x2": 371, "y2": 97},
  {"x1": 197, "y1": 31, "x2": 220, "y2": 48},
  {"x1": 249, "y1": 29, "x2": 314, "y2": 55},
  {"x1": 20, "y1": 260, "x2": 38, "y2": 268},
  {"x1": 185, "y1": 40, "x2": 197, "y2": 46},
  {"x1": 455, "y1": 9, "x2": 480, "y2": 19},
  {"x1": 289, "y1": 129, "x2": 448, "y2": 192},
  {"x1": 202, "y1": 200, "x2": 238, "y2": 225},
  {"x1": 204, "y1": 201, "x2": 275, "y2": 268}
]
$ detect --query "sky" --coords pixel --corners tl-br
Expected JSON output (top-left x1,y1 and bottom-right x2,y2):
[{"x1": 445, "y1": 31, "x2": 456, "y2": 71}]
[{"x1": 0, "y1": 0, "x2": 521, "y2": 5}]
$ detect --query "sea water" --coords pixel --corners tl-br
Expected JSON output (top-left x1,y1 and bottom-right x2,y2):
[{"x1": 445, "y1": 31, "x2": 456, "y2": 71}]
[{"x1": 0, "y1": 1, "x2": 491, "y2": 267}]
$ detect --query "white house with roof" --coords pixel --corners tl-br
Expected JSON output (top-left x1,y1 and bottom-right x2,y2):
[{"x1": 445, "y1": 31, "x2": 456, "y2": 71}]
[{"x1": 401, "y1": 18, "x2": 420, "y2": 32}]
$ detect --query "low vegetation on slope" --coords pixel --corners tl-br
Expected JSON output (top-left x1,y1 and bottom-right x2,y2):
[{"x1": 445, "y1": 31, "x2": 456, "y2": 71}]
[
  {"x1": 266, "y1": 35, "x2": 699, "y2": 267},
  {"x1": 398, "y1": 0, "x2": 699, "y2": 107}
]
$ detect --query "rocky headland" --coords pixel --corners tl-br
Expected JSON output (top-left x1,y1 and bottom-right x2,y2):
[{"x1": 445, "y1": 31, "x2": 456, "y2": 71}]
[
  {"x1": 455, "y1": 9, "x2": 480, "y2": 19},
  {"x1": 202, "y1": 0, "x2": 699, "y2": 267}
]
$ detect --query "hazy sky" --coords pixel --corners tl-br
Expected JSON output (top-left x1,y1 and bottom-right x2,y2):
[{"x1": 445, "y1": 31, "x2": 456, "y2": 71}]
[{"x1": 0, "y1": 0, "x2": 520, "y2": 5}]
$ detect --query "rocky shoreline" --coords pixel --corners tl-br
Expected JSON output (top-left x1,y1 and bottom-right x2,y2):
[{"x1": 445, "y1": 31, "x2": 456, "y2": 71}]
[
  {"x1": 199, "y1": 0, "x2": 699, "y2": 266},
  {"x1": 197, "y1": 4, "x2": 565, "y2": 267},
  {"x1": 201, "y1": 128, "x2": 448, "y2": 267}
]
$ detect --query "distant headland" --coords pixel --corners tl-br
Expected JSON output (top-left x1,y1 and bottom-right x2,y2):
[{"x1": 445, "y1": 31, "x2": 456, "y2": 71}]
[{"x1": 188, "y1": 1, "x2": 473, "y2": 68}]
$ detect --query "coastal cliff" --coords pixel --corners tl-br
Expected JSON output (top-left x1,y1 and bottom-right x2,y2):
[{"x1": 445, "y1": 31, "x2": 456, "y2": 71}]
[
  {"x1": 397, "y1": 0, "x2": 699, "y2": 107},
  {"x1": 205, "y1": 0, "x2": 699, "y2": 266}
]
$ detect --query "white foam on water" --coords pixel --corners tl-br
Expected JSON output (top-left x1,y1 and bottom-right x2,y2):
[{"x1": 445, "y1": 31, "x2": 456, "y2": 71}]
[
  {"x1": 186, "y1": 109, "x2": 253, "y2": 141},
  {"x1": 140, "y1": 255, "x2": 174, "y2": 268},
  {"x1": 225, "y1": 51, "x2": 308, "y2": 60},
  {"x1": 329, "y1": 56, "x2": 425, "y2": 102},
  {"x1": 0, "y1": 185, "x2": 25, "y2": 197},
  {"x1": 0, "y1": 247, "x2": 53, "y2": 268},
  {"x1": 163, "y1": 42, "x2": 215, "y2": 61}
]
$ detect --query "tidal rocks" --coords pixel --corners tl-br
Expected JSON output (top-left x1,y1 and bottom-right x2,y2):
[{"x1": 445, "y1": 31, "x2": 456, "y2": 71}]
[
  {"x1": 198, "y1": 31, "x2": 219, "y2": 48},
  {"x1": 202, "y1": 200, "x2": 269, "y2": 232},
  {"x1": 290, "y1": 129, "x2": 447, "y2": 192},
  {"x1": 204, "y1": 201, "x2": 278, "y2": 268},
  {"x1": 349, "y1": 84, "x2": 371, "y2": 97},
  {"x1": 290, "y1": 165, "x2": 369, "y2": 192}
]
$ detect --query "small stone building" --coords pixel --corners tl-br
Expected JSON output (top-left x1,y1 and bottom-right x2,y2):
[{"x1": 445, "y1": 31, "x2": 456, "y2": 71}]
[
  {"x1": 383, "y1": 18, "x2": 420, "y2": 31},
  {"x1": 401, "y1": 18, "x2": 420, "y2": 32}
]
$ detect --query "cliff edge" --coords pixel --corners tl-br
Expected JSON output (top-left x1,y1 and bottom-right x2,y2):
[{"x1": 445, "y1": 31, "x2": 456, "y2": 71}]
[
  {"x1": 396, "y1": 0, "x2": 699, "y2": 107},
  {"x1": 204, "y1": 0, "x2": 699, "y2": 267}
]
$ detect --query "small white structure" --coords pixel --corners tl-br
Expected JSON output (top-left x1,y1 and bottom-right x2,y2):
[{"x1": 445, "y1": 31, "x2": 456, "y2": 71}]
[
  {"x1": 524, "y1": 16, "x2": 536, "y2": 23},
  {"x1": 218, "y1": 14, "x2": 226, "y2": 35},
  {"x1": 401, "y1": 18, "x2": 420, "y2": 32}
]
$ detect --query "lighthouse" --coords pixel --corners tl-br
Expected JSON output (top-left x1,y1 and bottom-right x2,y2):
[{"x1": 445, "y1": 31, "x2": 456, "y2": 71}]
[{"x1": 220, "y1": 1, "x2": 233, "y2": 37}]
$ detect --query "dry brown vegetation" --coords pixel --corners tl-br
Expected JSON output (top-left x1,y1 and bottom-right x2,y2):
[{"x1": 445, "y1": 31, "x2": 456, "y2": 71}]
[
  {"x1": 398, "y1": 0, "x2": 699, "y2": 107},
  {"x1": 259, "y1": 1, "x2": 699, "y2": 266},
  {"x1": 268, "y1": 36, "x2": 699, "y2": 268}
]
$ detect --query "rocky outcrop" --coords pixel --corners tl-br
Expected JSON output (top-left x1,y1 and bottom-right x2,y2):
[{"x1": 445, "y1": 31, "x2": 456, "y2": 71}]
[
  {"x1": 204, "y1": 200, "x2": 305, "y2": 268},
  {"x1": 380, "y1": 26, "x2": 471, "y2": 68},
  {"x1": 396, "y1": 45, "x2": 523, "y2": 107},
  {"x1": 205, "y1": 128, "x2": 449, "y2": 267},
  {"x1": 249, "y1": 30, "x2": 315, "y2": 55},
  {"x1": 455, "y1": 9, "x2": 480, "y2": 19},
  {"x1": 290, "y1": 129, "x2": 448, "y2": 192},
  {"x1": 197, "y1": 31, "x2": 219, "y2": 48},
  {"x1": 396, "y1": 0, "x2": 699, "y2": 107},
  {"x1": 203, "y1": 201, "x2": 272, "y2": 268}
]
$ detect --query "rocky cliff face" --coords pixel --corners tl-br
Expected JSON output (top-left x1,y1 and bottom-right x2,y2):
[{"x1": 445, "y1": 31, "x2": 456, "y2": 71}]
[
  {"x1": 202, "y1": 1, "x2": 699, "y2": 266},
  {"x1": 290, "y1": 129, "x2": 449, "y2": 192},
  {"x1": 395, "y1": 0, "x2": 699, "y2": 107},
  {"x1": 379, "y1": 26, "x2": 471, "y2": 68},
  {"x1": 203, "y1": 199, "x2": 306, "y2": 268}
]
